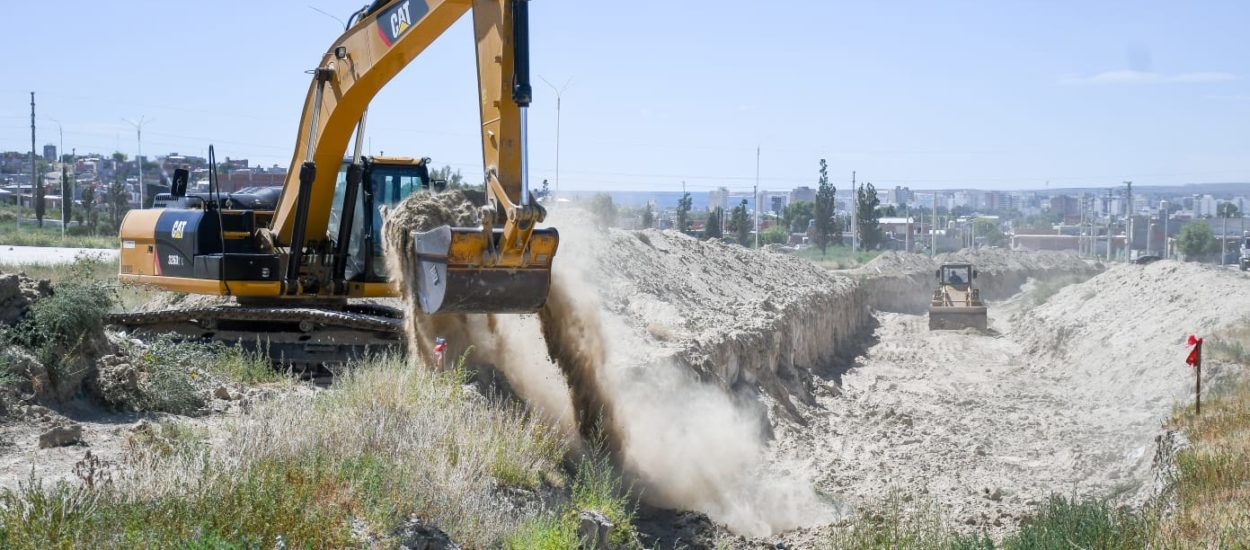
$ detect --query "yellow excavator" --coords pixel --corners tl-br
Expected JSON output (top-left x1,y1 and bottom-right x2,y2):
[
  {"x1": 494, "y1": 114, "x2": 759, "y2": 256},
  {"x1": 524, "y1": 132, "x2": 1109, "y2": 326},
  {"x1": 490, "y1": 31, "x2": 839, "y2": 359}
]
[{"x1": 111, "y1": 0, "x2": 558, "y2": 369}]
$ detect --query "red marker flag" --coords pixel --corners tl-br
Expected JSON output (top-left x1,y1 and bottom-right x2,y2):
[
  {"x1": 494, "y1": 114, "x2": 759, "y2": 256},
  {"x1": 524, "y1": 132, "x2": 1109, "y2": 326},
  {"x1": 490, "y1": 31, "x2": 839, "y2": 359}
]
[{"x1": 1185, "y1": 335, "x2": 1203, "y2": 368}]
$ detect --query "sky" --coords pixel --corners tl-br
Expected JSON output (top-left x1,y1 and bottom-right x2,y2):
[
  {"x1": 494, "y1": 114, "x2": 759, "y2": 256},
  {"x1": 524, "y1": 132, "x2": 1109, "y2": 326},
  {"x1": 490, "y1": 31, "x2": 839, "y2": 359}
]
[{"x1": 1, "y1": 0, "x2": 1248, "y2": 193}]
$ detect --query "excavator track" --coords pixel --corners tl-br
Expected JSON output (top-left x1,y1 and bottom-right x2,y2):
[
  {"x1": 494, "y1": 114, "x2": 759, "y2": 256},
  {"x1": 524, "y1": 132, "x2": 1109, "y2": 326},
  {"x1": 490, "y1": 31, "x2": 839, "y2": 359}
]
[{"x1": 106, "y1": 305, "x2": 405, "y2": 379}]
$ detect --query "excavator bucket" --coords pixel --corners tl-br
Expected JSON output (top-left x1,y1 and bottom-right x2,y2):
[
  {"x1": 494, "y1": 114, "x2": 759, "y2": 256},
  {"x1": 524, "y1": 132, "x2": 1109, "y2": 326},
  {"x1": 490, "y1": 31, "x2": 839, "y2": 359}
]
[
  {"x1": 928, "y1": 306, "x2": 988, "y2": 331},
  {"x1": 410, "y1": 225, "x2": 559, "y2": 314}
]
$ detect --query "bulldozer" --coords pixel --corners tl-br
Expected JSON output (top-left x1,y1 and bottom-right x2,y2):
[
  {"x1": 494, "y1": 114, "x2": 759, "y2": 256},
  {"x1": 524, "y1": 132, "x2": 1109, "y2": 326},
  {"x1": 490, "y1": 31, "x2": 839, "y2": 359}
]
[
  {"x1": 928, "y1": 263, "x2": 988, "y2": 331},
  {"x1": 109, "y1": 0, "x2": 557, "y2": 371}
]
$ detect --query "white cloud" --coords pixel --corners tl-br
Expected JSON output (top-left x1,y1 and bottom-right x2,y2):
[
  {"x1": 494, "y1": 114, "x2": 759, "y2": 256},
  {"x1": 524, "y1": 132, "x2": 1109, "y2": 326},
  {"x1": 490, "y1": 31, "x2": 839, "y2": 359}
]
[{"x1": 1060, "y1": 70, "x2": 1237, "y2": 86}]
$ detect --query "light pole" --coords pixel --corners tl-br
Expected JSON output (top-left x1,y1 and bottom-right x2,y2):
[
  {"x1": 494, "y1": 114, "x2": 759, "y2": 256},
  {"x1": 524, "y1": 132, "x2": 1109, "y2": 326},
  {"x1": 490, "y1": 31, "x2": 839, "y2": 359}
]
[
  {"x1": 1123, "y1": 181, "x2": 1132, "y2": 262},
  {"x1": 49, "y1": 117, "x2": 64, "y2": 236},
  {"x1": 754, "y1": 146, "x2": 760, "y2": 249},
  {"x1": 123, "y1": 116, "x2": 152, "y2": 205},
  {"x1": 538, "y1": 75, "x2": 571, "y2": 201}
]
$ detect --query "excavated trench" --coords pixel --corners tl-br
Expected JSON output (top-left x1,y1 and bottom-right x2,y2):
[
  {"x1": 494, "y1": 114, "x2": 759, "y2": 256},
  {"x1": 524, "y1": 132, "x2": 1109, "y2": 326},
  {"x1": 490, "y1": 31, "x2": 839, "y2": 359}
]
[{"x1": 381, "y1": 195, "x2": 1125, "y2": 538}]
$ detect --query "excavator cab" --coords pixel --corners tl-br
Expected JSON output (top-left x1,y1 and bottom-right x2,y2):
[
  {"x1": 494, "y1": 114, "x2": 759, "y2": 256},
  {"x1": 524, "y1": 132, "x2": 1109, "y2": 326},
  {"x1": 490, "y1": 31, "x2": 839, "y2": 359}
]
[{"x1": 327, "y1": 156, "x2": 432, "y2": 282}]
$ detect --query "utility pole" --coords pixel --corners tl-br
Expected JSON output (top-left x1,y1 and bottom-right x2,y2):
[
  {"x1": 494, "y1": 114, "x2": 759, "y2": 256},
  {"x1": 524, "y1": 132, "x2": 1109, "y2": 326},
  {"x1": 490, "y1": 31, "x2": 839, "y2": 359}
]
[
  {"x1": 538, "y1": 76, "x2": 571, "y2": 201},
  {"x1": 905, "y1": 214, "x2": 911, "y2": 253},
  {"x1": 1079, "y1": 194, "x2": 1087, "y2": 257},
  {"x1": 123, "y1": 116, "x2": 151, "y2": 205},
  {"x1": 1222, "y1": 202, "x2": 1229, "y2": 266},
  {"x1": 851, "y1": 171, "x2": 858, "y2": 252},
  {"x1": 753, "y1": 146, "x2": 760, "y2": 249},
  {"x1": 1123, "y1": 181, "x2": 1132, "y2": 262},
  {"x1": 27, "y1": 92, "x2": 35, "y2": 231},
  {"x1": 931, "y1": 192, "x2": 937, "y2": 257},
  {"x1": 69, "y1": 147, "x2": 76, "y2": 230},
  {"x1": 49, "y1": 118, "x2": 65, "y2": 236},
  {"x1": 1162, "y1": 201, "x2": 1170, "y2": 259},
  {"x1": 1105, "y1": 189, "x2": 1115, "y2": 260}
]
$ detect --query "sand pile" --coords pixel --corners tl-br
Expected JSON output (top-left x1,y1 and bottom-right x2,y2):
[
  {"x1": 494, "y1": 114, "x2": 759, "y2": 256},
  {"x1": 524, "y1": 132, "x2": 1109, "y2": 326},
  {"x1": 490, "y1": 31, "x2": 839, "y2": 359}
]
[
  {"x1": 573, "y1": 228, "x2": 867, "y2": 414},
  {"x1": 1016, "y1": 260, "x2": 1250, "y2": 412}
]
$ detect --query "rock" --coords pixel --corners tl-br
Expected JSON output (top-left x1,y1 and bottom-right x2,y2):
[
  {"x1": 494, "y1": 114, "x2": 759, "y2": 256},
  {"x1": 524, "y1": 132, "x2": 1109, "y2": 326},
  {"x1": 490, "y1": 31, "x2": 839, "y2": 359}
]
[
  {"x1": 39, "y1": 423, "x2": 83, "y2": 448},
  {"x1": 24, "y1": 404, "x2": 52, "y2": 420},
  {"x1": 213, "y1": 385, "x2": 231, "y2": 400},
  {"x1": 94, "y1": 355, "x2": 144, "y2": 411},
  {"x1": 392, "y1": 517, "x2": 459, "y2": 550},
  {"x1": 578, "y1": 510, "x2": 614, "y2": 549}
]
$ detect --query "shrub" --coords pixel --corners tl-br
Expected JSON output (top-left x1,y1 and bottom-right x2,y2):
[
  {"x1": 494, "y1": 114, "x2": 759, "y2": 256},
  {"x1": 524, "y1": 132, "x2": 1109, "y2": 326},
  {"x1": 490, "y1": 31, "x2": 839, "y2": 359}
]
[
  {"x1": 3, "y1": 262, "x2": 113, "y2": 394},
  {"x1": 1001, "y1": 495, "x2": 1154, "y2": 549}
]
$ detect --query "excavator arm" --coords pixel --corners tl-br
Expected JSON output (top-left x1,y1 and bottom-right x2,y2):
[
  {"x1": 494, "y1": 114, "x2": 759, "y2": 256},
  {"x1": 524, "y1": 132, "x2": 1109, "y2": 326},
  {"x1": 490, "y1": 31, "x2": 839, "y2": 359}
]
[{"x1": 270, "y1": 0, "x2": 556, "y2": 313}]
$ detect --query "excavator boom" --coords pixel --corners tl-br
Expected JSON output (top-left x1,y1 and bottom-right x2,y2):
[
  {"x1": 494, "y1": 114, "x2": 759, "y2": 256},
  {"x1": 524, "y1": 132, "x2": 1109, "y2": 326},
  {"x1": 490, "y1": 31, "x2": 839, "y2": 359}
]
[{"x1": 267, "y1": 0, "x2": 556, "y2": 314}]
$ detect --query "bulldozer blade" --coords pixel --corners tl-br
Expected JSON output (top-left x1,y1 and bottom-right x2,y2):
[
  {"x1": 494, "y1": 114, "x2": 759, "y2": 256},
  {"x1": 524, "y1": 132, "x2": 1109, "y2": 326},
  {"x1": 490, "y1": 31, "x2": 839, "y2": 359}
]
[
  {"x1": 411, "y1": 225, "x2": 557, "y2": 315},
  {"x1": 928, "y1": 306, "x2": 988, "y2": 331}
]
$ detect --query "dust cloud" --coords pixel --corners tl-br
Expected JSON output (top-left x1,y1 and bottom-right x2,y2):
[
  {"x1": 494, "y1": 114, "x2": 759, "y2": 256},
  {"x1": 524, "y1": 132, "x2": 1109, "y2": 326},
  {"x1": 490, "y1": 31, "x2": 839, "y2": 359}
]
[{"x1": 540, "y1": 252, "x2": 835, "y2": 536}]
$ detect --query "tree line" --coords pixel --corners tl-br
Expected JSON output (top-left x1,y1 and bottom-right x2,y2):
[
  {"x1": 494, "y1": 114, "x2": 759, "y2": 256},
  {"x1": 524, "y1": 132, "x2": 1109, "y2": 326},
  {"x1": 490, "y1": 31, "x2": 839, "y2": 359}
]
[{"x1": 580, "y1": 159, "x2": 897, "y2": 254}]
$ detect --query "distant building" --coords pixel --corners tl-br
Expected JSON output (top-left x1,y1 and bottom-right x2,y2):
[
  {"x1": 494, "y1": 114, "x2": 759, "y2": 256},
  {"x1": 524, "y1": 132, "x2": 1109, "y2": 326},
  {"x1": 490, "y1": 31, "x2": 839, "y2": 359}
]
[
  {"x1": 770, "y1": 195, "x2": 786, "y2": 214},
  {"x1": 43, "y1": 144, "x2": 56, "y2": 162},
  {"x1": 789, "y1": 186, "x2": 816, "y2": 204},
  {"x1": 1198, "y1": 194, "x2": 1217, "y2": 217},
  {"x1": 888, "y1": 186, "x2": 911, "y2": 206},
  {"x1": 708, "y1": 186, "x2": 728, "y2": 212},
  {"x1": 1048, "y1": 194, "x2": 1079, "y2": 217},
  {"x1": 949, "y1": 191, "x2": 971, "y2": 209}
]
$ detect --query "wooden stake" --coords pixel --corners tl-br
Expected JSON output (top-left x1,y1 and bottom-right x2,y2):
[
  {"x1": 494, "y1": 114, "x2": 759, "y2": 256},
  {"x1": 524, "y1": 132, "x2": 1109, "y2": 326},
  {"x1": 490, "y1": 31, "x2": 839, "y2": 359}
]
[{"x1": 1196, "y1": 341, "x2": 1202, "y2": 416}]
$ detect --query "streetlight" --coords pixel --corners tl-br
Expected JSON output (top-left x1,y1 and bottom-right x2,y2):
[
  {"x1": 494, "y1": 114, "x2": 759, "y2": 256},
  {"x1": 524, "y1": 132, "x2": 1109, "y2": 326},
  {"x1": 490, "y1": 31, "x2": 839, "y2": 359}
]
[
  {"x1": 538, "y1": 75, "x2": 571, "y2": 201},
  {"x1": 122, "y1": 116, "x2": 153, "y2": 205}
]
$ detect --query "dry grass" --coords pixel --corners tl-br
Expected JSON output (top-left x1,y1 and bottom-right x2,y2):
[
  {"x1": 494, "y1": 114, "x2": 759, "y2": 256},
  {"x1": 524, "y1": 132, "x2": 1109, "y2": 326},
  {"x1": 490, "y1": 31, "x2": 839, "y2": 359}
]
[
  {"x1": 0, "y1": 220, "x2": 118, "y2": 249},
  {"x1": 0, "y1": 256, "x2": 161, "y2": 311},
  {"x1": 1160, "y1": 373, "x2": 1250, "y2": 546},
  {"x1": 0, "y1": 355, "x2": 568, "y2": 548}
]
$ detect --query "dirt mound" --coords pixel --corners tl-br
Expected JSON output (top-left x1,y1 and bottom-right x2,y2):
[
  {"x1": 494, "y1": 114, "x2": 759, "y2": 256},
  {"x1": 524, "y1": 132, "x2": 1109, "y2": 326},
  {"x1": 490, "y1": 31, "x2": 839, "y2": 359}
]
[
  {"x1": 1017, "y1": 260, "x2": 1250, "y2": 411},
  {"x1": 0, "y1": 272, "x2": 52, "y2": 325}
]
